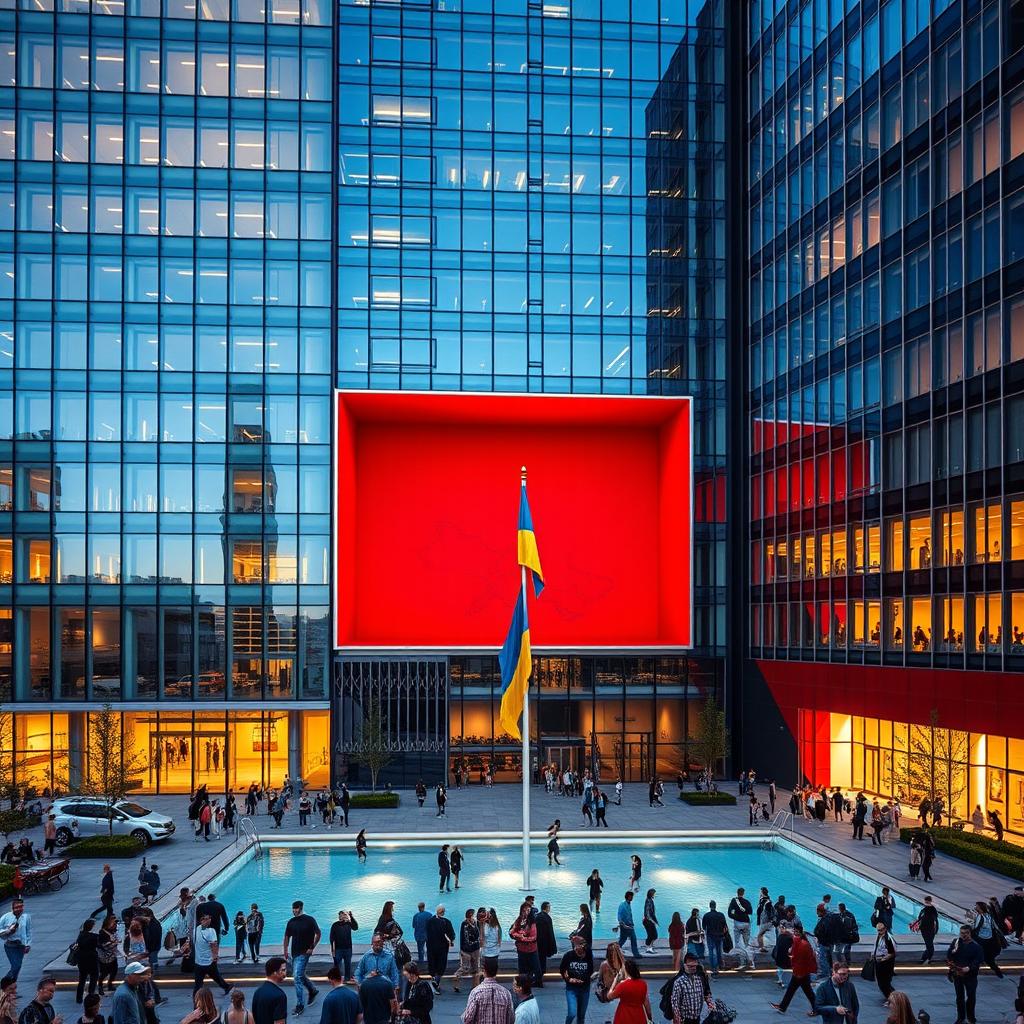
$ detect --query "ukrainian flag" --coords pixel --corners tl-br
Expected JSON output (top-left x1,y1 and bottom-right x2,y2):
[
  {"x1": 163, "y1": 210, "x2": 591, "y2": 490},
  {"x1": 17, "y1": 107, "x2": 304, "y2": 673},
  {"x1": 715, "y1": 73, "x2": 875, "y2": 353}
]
[
  {"x1": 518, "y1": 483, "x2": 545, "y2": 597},
  {"x1": 498, "y1": 586, "x2": 532, "y2": 741}
]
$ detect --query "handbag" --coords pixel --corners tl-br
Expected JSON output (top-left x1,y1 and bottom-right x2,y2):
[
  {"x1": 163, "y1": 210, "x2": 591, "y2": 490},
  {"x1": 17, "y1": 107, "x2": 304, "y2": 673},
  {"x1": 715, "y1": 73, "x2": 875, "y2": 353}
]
[
  {"x1": 66, "y1": 943, "x2": 79, "y2": 967},
  {"x1": 722, "y1": 930, "x2": 733, "y2": 954},
  {"x1": 705, "y1": 1000, "x2": 737, "y2": 1024},
  {"x1": 860, "y1": 958, "x2": 876, "y2": 982},
  {"x1": 394, "y1": 941, "x2": 412, "y2": 967}
]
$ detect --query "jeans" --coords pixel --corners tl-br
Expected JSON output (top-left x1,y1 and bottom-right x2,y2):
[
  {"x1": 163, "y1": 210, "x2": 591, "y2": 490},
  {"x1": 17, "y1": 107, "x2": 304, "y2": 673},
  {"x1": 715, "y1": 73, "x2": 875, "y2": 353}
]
[
  {"x1": 148, "y1": 953, "x2": 161, "y2": 1001},
  {"x1": 3, "y1": 943, "x2": 25, "y2": 980},
  {"x1": 334, "y1": 950, "x2": 353, "y2": 980},
  {"x1": 732, "y1": 924, "x2": 754, "y2": 966},
  {"x1": 706, "y1": 936, "x2": 723, "y2": 973},
  {"x1": 292, "y1": 952, "x2": 317, "y2": 1006},
  {"x1": 248, "y1": 934, "x2": 262, "y2": 960},
  {"x1": 953, "y1": 975, "x2": 978, "y2": 1023},
  {"x1": 618, "y1": 926, "x2": 640, "y2": 958},
  {"x1": 565, "y1": 984, "x2": 590, "y2": 1024},
  {"x1": 416, "y1": 940, "x2": 426, "y2": 962},
  {"x1": 815, "y1": 942, "x2": 832, "y2": 978}
]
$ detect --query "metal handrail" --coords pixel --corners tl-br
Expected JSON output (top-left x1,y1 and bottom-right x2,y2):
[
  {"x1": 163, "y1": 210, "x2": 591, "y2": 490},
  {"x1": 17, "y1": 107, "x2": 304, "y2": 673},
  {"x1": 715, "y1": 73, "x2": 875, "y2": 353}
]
[
  {"x1": 762, "y1": 810, "x2": 794, "y2": 848},
  {"x1": 238, "y1": 815, "x2": 262, "y2": 858}
]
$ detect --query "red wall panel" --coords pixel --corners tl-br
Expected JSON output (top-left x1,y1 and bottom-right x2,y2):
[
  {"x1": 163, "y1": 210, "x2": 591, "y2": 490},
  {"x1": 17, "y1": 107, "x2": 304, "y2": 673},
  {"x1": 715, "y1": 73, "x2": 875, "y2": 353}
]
[{"x1": 336, "y1": 392, "x2": 693, "y2": 650}]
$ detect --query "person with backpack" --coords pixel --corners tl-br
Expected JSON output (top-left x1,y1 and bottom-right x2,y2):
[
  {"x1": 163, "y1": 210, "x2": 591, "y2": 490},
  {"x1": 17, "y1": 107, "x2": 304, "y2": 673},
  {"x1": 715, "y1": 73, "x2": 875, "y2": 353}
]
[
  {"x1": 770, "y1": 921, "x2": 793, "y2": 990},
  {"x1": 665, "y1": 953, "x2": 713, "y2": 1024},
  {"x1": 970, "y1": 900, "x2": 1004, "y2": 977},
  {"x1": 754, "y1": 889, "x2": 776, "y2": 952},
  {"x1": 769, "y1": 923, "x2": 817, "y2": 1014},
  {"x1": 812, "y1": 905, "x2": 842, "y2": 979},
  {"x1": 726, "y1": 889, "x2": 754, "y2": 970},
  {"x1": 834, "y1": 904, "x2": 858, "y2": 965}
]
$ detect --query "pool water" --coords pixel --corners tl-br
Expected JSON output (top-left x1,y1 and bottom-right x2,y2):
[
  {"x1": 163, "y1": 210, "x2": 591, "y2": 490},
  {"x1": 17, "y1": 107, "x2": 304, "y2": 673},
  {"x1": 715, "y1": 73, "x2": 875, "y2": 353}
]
[{"x1": 205, "y1": 838, "x2": 952, "y2": 944}]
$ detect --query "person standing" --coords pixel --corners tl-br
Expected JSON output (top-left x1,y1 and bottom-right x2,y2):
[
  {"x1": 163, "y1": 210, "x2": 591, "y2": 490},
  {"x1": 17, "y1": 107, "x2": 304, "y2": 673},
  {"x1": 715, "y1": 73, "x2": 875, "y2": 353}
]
[
  {"x1": 437, "y1": 847, "x2": 451, "y2": 894},
  {"x1": 247, "y1": 905, "x2": 266, "y2": 964},
  {"x1": 358, "y1": 970, "x2": 395, "y2": 1024},
  {"x1": 869, "y1": 922, "x2": 896, "y2": 1004},
  {"x1": 196, "y1": 894, "x2": 230, "y2": 939},
  {"x1": 192, "y1": 911, "x2": 232, "y2": 997},
  {"x1": 768, "y1": 780, "x2": 777, "y2": 815},
  {"x1": 452, "y1": 910, "x2": 480, "y2": 993},
  {"x1": 587, "y1": 871, "x2": 604, "y2": 914},
  {"x1": 754, "y1": 888, "x2": 775, "y2": 951},
  {"x1": 916, "y1": 896, "x2": 938, "y2": 964},
  {"x1": 812, "y1": 960, "x2": 858, "y2": 1024},
  {"x1": 668, "y1": 953, "x2": 714, "y2": 1024},
  {"x1": 641, "y1": 890, "x2": 659, "y2": 955},
  {"x1": 535, "y1": 903, "x2": 557, "y2": 984},
  {"x1": 355, "y1": 934, "x2": 399, "y2": 990},
  {"x1": 415, "y1": 782, "x2": 427, "y2": 809},
  {"x1": 425, "y1": 906, "x2": 454, "y2": 995},
  {"x1": 283, "y1": 900, "x2": 321, "y2": 1014},
  {"x1": 399, "y1": 963, "x2": 433, "y2": 1024},
  {"x1": 412, "y1": 905, "x2": 431, "y2": 965},
  {"x1": 512, "y1": 975, "x2": 538, "y2": 1024},
  {"x1": 329, "y1": 911, "x2": 358, "y2": 983},
  {"x1": 614, "y1": 778, "x2": 623, "y2": 806},
  {"x1": 509, "y1": 904, "x2": 540, "y2": 987},
  {"x1": 41, "y1": 818, "x2": 56, "y2": 859},
  {"x1": 946, "y1": 924, "x2": 983, "y2": 1024},
  {"x1": 594, "y1": 789, "x2": 608, "y2": 828},
  {"x1": 434, "y1": 785, "x2": 446, "y2": 818},
  {"x1": 73, "y1": 919, "x2": 101, "y2": 1003},
  {"x1": 92, "y1": 867, "x2": 115, "y2": 921},
  {"x1": 700, "y1": 902, "x2": 726, "y2": 977},
  {"x1": 769, "y1": 923, "x2": 817, "y2": 1014},
  {"x1": 0, "y1": 899, "x2": 31, "y2": 981},
  {"x1": 319, "y1": 967, "x2": 360, "y2": 1024},
  {"x1": 727, "y1": 888, "x2": 755, "y2": 970},
  {"x1": 559, "y1": 935, "x2": 592, "y2": 1024},
  {"x1": 253, "y1": 959, "x2": 289, "y2": 1024},
  {"x1": 988, "y1": 809, "x2": 1004, "y2": 841},
  {"x1": 355, "y1": 831, "x2": 367, "y2": 863},
  {"x1": 547, "y1": 822, "x2": 561, "y2": 866},
  {"x1": 450, "y1": 848, "x2": 464, "y2": 889},
  {"x1": 872, "y1": 888, "x2": 895, "y2": 931},
  {"x1": 615, "y1": 893, "x2": 640, "y2": 959},
  {"x1": 339, "y1": 786, "x2": 351, "y2": 828},
  {"x1": 460, "y1": 960, "x2": 513, "y2": 1024}
]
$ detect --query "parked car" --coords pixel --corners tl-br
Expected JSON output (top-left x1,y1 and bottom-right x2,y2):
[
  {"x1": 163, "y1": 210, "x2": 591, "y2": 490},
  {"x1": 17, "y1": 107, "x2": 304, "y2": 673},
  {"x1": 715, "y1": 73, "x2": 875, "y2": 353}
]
[{"x1": 51, "y1": 797, "x2": 176, "y2": 848}]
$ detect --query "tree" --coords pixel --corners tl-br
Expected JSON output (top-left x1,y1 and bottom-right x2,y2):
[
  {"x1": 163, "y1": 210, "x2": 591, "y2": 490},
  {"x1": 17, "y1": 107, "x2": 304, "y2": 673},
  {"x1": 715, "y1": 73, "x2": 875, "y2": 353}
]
[
  {"x1": 891, "y1": 708, "x2": 969, "y2": 812},
  {"x1": 350, "y1": 702, "x2": 392, "y2": 793},
  {"x1": 81, "y1": 704, "x2": 149, "y2": 834},
  {"x1": 689, "y1": 697, "x2": 730, "y2": 785}
]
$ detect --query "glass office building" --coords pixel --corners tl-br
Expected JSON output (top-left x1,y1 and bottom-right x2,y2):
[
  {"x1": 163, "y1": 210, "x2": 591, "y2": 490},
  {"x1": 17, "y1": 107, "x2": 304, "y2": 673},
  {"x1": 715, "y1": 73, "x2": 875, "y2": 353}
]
[
  {"x1": 744, "y1": 0, "x2": 1024, "y2": 828},
  {"x1": 0, "y1": 0, "x2": 731, "y2": 793}
]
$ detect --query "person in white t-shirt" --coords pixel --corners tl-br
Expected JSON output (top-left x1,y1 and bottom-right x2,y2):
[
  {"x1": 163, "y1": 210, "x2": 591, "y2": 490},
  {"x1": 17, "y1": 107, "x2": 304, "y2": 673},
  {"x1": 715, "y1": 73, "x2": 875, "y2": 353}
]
[{"x1": 192, "y1": 912, "x2": 232, "y2": 997}]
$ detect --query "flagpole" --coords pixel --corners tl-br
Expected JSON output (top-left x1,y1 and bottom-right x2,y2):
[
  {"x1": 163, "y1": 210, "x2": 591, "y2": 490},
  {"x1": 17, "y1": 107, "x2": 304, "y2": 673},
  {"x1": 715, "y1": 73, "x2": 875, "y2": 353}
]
[{"x1": 520, "y1": 466, "x2": 531, "y2": 892}]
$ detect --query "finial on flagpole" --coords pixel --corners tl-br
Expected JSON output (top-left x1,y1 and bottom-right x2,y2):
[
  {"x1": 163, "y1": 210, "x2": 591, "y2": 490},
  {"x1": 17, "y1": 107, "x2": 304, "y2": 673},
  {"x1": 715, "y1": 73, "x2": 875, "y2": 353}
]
[{"x1": 521, "y1": 465, "x2": 527, "y2": 483}]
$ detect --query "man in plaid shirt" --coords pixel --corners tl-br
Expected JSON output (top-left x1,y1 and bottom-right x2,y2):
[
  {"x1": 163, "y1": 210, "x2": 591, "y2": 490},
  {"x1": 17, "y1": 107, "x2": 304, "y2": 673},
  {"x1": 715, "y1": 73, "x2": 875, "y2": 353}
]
[
  {"x1": 670, "y1": 954, "x2": 715, "y2": 1024},
  {"x1": 461, "y1": 960, "x2": 514, "y2": 1024}
]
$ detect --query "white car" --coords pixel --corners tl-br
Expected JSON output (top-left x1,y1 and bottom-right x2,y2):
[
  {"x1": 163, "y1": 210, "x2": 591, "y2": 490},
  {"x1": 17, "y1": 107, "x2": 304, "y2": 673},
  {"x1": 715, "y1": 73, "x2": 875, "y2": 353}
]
[{"x1": 51, "y1": 798, "x2": 176, "y2": 848}]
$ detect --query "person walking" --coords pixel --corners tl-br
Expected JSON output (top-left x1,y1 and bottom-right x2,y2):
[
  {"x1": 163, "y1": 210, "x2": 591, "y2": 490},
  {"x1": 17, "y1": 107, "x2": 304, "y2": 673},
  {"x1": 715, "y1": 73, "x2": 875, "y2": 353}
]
[
  {"x1": 594, "y1": 789, "x2": 609, "y2": 828},
  {"x1": 339, "y1": 786, "x2": 350, "y2": 828},
  {"x1": 970, "y1": 900, "x2": 1004, "y2": 976},
  {"x1": 812, "y1": 960, "x2": 858, "y2": 1024},
  {"x1": 628, "y1": 856, "x2": 642, "y2": 893},
  {"x1": 512, "y1": 975, "x2": 538, "y2": 1024},
  {"x1": 755, "y1": 888, "x2": 776, "y2": 951},
  {"x1": 450, "y1": 847, "x2": 464, "y2": 889},
  {"x1": 425, "y1": 906, "x2": 454, "y2": 995},
  {"x1": 547, "y1": 823, "x2": 561, "y2": 867},
  {"x1": 110, "y1": 964, "x2": 148, "y2": 1024},
  {"x1": 434, "y1": 785, "x2": 446, "y2": 818},
  {"x1": 460, "y1": 960, "x2": 513, "y2": 1024},
  {"x1": 668, "y1": 953, "x2": 714, "y2": 1024},
  {"x1": 92, "y1": 867, "x2": 115, "y2": 921},
  {"x1": 615, "y1": 893, "x2": 640, "y2": 959},
  {"x1": 355, "y1": 934, "x2": 399, "y2": 990},
  {"x1": 535, "y1": 903, "x2": 557, "y2": 984},
  {"x1": 247, "y1": 905, "x2": 265, "y2": 964},
  {"x1": 72, "y1": 919, "x2": 101, "y2": 1004},
  {"x1": 481, "y1": 910, "x2": 501, "y2": 976},
  {"x1": 872, "y1": 888, "x2": 895, "y2": 931},
  {"x1": 282, "y1": 901, "x2": 321, "y2": 1014},
  {"x1": 355, "y1": 831, "x2": 367, "y2": 863},
  {"x1": 946, "y1": 924, "x2": 983, "y2": 1024},
  {"x1": 587, "y1": 871, "x2": 604, "y2": 914},
  {"x1": 915, "y1": 896, "x2": 938, "y2": 964},
  {"x1": 869, "y1": 922, "x2": 897, "y2": 1005},
  {"x1": 559, "y1": 935, "x2": 593, "y2": 1024},
  {"x1": 727, "y1": 888, "x2": 755, "y2": 970},
  {"x1": 96, "y1": 916, "x2": 119, "y2": 995},
  {"x1": 682, "y1": 910, "x2": 703, "y2": 965},
  {"x1": 329, "y1": 911, "x2": 357, "y2": 983},
  {"x1": 399, "y1": 963, "x2": 433, "y2": 1024},
  {"x1": 0, "y1": 899, "x2": 31, "y2": 981},
  {"x1": 571, "y1": 906, "x2": 592, "y2": 952},
  {"x1": 700, "y1": 902, "x2": 726, "y2": 977},
  {"x1": 437, "y1": 847, "x2": 451, "y2": 895},
  {"x1": 607, "y1": 959, "x2": 650, "y2": 1024},
  {"x1": 252, "y1": 959, "x2": 288, "y2": 1024},
  {"x1": 415, "y1": 782, "x2": 427, "y2": 809},
  {"x1": 358, "y1": 968, "x2": 396, "y2": 1024},
  {"x1": 510, "y1": 903, "x2": 540, "y2": 987},
  {"x1": 769, "y1": 922, "x2": 817, "y2": 1013},
  {"x1": 234, "y1": 912, "x2": 248, "y2": 964},
  {"x1": 641, "y1": 890, "x2": 658, "y2": 955},
  {"x1": 452, "y1": 910, "x2": 480, "y2": 993},
  {"x1": 191, "y1": 911, "x2": 232, "y2": 997}
]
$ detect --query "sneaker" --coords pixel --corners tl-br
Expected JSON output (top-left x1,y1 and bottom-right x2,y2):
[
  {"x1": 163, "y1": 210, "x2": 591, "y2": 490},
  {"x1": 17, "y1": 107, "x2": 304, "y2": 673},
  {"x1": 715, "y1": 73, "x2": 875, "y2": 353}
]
[
  {"x1": 291, "y1": 1008, "x2": 304, "y2": 1017},
  {"x1": 308, "y1": 991, "x2": 319, "y2": 1006},
  {"x1": 769, "y1": 1003, "x2": 783, "y2": 1013}
]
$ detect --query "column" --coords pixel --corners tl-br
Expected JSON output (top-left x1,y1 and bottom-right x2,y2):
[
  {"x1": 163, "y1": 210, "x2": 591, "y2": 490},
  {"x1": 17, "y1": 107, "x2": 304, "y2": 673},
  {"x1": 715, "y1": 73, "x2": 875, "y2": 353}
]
[
  {"x1": 67, "y1": 711, "x2": 86, "y2": 791},
  {"x1": 289, "y1": 711, "x2": 302, "y2": 784}
]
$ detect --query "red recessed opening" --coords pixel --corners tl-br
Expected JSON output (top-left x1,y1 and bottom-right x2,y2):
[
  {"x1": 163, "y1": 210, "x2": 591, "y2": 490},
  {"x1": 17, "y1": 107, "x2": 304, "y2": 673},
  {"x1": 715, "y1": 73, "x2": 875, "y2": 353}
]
[{"x1": 335, "y1": 391, "x2": 693, "y2": 650}]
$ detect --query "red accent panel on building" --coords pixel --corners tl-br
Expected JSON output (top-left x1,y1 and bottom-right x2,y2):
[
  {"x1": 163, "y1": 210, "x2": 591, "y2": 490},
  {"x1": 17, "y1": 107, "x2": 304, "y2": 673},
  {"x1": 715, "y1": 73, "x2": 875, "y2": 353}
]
[
  {"x1": 336, "y1": 391, "x2": 693, "y2": 650},
  {"x1": 757, "y1": 660, "x2": 1024, "y2": 766}
]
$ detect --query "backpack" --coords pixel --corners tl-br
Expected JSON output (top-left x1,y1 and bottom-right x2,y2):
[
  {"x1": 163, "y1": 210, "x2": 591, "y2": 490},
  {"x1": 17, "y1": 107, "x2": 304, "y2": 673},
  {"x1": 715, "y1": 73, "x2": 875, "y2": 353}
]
[
  {"x1": 840, "y1": 911, "x2": 859, "y2": 944},
  {"x1": 658, "y1": 971, "x2": 682, "y2": 1020}
]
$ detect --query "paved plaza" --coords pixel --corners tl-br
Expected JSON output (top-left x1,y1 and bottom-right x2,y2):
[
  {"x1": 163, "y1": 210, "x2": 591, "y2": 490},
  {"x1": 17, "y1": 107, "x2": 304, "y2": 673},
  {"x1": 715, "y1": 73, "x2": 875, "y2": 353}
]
[{"x1": 3, "y1": 784, "x2": 1024, "y2": 1022}]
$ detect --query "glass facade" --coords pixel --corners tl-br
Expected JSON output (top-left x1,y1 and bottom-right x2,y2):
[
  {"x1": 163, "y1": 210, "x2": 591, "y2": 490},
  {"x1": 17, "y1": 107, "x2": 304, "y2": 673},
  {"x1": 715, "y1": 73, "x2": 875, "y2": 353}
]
[
  {"x1": 745, "y1": 0, "x2": 1024, "y2": 821},
  {"x1": 0, "y1": 0, "x2": 730, "y2": 792}
]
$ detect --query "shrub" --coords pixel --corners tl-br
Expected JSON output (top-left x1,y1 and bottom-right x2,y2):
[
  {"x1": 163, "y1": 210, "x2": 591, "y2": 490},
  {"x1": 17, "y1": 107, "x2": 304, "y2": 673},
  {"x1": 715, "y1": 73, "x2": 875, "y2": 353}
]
[
  {"x1": 899, "y1": 826, "x2": 1024, "y2": 878},
  {"x1": 0, "y1": 865, "x2": 15, "y2": 899},
  {"x1": 349, "y1": 792, "x2": 400, "y2": 809},
  {"x1": 65, "y1": 835, "x2": 145, "y2": 858},
  {"x1": 0, "y1": 810, "x2": 41, "y2": 836},
  {"x1": 679, "y1": 792, "x2": 737, "y2": 806}
]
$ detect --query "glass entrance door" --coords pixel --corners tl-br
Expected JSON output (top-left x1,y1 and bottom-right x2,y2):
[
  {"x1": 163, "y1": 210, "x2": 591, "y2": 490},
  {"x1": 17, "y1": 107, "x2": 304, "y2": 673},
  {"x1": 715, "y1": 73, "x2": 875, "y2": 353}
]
[{"x1": 544, "y1": 744, "x2": 584, "y2": 779}]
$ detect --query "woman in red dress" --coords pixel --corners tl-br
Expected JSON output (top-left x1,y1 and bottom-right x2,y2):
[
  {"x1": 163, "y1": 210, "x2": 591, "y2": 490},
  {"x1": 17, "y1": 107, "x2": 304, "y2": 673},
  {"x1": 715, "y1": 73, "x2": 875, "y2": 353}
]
[{"x1": 608, "y1": 959, "x2": 651, "y2": 1024}]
